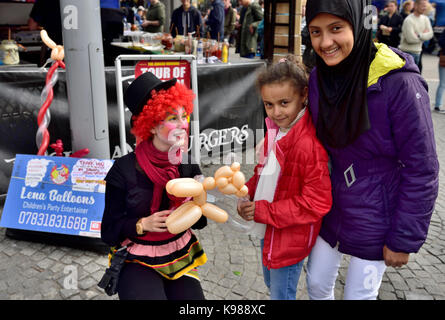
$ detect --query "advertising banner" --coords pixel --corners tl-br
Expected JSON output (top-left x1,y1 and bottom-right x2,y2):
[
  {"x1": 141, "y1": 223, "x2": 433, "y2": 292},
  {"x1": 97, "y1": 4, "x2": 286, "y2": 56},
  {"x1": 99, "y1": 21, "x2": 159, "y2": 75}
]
[
  {"x1": 0, "y1": 154, "x2": 113, "y2": 238},
  {"x1": 134, "y1": 60, "x2": 191, "y2": 87}
]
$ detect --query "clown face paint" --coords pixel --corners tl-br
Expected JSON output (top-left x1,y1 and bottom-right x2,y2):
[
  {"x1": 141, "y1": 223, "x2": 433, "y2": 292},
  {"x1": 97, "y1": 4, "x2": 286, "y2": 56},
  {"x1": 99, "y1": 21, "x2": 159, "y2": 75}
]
[{"x1": 151, "y1": 106, "x2": 189, "y2": 152}]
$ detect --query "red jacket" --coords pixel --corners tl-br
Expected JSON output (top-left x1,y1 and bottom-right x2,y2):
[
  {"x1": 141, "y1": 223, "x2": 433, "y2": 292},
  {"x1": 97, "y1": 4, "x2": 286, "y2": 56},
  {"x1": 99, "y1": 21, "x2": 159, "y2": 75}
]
[{"x1": 245, "y1": 111, "x2": 332, "y2": 269}]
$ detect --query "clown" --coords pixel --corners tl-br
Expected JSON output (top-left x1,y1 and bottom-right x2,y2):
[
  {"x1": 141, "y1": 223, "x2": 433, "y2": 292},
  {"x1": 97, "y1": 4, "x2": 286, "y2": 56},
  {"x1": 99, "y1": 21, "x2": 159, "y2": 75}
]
[{"x1": 100, "y1": 72, "x2": 208, "y2": 300}]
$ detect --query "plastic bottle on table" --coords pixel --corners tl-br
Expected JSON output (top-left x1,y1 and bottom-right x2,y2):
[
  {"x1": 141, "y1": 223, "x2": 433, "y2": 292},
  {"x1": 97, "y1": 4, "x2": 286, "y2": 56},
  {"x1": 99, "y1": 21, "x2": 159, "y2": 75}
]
[
  {"x1": 197, "y1": 39, "x2": 204, "y2": 63},
  {"x1": 222, "y1": 38, "x2": 229, "y2": 63}
]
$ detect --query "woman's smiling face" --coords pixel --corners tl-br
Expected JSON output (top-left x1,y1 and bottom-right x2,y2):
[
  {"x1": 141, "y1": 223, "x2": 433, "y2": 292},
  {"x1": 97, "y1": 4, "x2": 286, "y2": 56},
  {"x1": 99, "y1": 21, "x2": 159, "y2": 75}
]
[
  {"x1": 308, "y1": 13, "x2": 354, "y2": 66},
  {"x1": 151, "y1": 106, "x2": 189, "y2": 151}
]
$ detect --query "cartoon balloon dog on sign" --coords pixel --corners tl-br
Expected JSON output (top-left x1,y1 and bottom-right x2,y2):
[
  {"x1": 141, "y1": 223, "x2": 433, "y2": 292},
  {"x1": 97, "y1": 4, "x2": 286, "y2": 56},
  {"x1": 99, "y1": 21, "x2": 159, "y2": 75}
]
[{"x1": 166, "y1": 162, "x2": 249, "y2": 234}]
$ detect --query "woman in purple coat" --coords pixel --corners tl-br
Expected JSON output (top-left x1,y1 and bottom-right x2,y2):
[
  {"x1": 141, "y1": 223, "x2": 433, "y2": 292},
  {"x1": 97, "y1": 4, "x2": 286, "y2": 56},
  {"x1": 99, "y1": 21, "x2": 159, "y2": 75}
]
[{"x1": 305, "y1": 0, "x2": 439, "y2": 300}]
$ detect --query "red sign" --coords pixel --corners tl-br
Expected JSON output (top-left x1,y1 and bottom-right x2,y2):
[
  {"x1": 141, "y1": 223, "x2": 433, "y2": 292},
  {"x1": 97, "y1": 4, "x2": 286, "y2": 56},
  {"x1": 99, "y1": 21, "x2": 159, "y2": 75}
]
[
  {"x1": 90, "y1": 221, "x2": 101, "y2": 232},
  {"x1": 135, "y1": 60, "x2": 191, "y2": 89}
]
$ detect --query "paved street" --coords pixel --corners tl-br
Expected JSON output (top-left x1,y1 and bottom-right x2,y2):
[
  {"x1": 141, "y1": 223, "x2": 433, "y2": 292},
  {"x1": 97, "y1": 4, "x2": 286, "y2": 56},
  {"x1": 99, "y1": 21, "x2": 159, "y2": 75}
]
[{"x1": 0, "y1": 53, "x2": 445, "y2": 300}]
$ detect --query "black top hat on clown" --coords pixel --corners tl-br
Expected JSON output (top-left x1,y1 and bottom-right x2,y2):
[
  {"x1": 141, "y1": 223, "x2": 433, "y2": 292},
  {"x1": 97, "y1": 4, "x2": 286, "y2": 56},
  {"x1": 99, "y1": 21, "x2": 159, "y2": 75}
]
[{"x1": 124, "y1": 72, "x2": 177, "y2": 122}]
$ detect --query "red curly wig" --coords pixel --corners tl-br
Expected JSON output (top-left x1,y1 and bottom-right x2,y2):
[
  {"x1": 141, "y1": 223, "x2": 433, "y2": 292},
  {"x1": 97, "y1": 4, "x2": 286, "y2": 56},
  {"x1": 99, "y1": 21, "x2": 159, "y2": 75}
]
[{"x1": 131, "y1": 82, "x2": 195, "y2": 141}]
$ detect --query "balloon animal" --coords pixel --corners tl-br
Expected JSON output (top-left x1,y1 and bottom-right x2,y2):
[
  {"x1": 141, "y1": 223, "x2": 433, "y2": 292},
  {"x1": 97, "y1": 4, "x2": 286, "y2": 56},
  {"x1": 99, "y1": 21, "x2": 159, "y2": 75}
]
[
  {"x1": 40, "y1": 30, "x2": 64, "y2": 61},
  {"x1": 165, "y1": 162, "x2": 249, "y2": 234},
  {"x1": 37, "y1": 30, "x2": 89, "y2": 158}
]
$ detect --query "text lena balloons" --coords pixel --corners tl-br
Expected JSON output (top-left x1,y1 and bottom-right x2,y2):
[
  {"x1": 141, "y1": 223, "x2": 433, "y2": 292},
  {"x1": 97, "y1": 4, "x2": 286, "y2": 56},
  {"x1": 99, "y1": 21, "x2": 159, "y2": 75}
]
[{"x1": 165, "y1": 162, "x2": 248, "y2": 234}]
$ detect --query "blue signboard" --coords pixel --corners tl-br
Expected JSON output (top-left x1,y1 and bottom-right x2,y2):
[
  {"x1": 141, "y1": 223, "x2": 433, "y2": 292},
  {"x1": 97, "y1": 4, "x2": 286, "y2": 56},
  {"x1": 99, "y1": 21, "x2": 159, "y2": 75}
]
[{"x1": 0, "y1": 154, "x2": 114, "y2": 238}]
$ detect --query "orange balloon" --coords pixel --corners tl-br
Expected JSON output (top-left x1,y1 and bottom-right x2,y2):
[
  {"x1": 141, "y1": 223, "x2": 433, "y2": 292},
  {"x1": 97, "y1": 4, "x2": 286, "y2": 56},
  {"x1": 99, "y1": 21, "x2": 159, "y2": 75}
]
[
  {"x1": 193, "y1": 191, "x2": 207, "y2": 206},
  {"x1": 231, "y1": 162, "x2": 241, "y2": 172},
  {"x1": 216, "y1": 177, "x2": 229, "y2": 189},
  {"x1": 166, "y1": 178, "x2": 196, "y2": 194},
  {"x1": 201, "y1": 203, "x2": 228, "y2": 223},
  {"x1": 202, "y1": 177, "x2": 216, "y2": 190},
  {"x1": 232, "y1": 171, "x2": 245, "y2": 189},
  {"x1": 166, "y1": 202, "x2": 202, "y2": 234},
  {"x1": 219, "y1": 183, "x2": 238, "y2": 195},
  {"x1": 235, "y1": 185, "x2": 249, "y2": 197},
  {"x1": 214, "y1": 165, "x2": 233, "y2": 179}
]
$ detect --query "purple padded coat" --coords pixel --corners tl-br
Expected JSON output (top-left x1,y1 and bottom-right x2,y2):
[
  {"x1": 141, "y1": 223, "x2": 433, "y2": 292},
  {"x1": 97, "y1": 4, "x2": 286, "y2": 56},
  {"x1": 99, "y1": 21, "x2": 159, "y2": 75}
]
[{"x1": 308, "y1": 47, "x2": 439, "y2": 261}]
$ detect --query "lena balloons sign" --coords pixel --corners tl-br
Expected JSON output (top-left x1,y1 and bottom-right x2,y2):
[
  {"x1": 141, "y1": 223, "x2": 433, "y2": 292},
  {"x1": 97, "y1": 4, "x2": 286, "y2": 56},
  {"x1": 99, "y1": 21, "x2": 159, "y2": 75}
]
[
  {"x1": 165, "y1": 162, "x2": 248, "y2": 234},
  {"x1": 0, "y1": 154, "x2": 113, "y2": 238},
  {"x1": 134, "y1": 60, "x2": 191, "y2": 88}
]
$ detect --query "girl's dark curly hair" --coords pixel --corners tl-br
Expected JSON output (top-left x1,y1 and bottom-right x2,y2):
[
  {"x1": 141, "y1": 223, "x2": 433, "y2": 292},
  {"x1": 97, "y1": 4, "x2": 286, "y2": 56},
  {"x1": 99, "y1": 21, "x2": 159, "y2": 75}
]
[{"x1": 256, "y1": 54, "x2": 308, "y2": 95}]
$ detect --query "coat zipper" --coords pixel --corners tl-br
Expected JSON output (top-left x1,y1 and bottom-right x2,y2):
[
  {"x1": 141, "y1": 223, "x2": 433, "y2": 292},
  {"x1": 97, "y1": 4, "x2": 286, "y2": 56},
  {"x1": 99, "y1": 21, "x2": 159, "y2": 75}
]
[
  {"x1": 307, "y1": 224, "x2": 314, "y2": 248},
  {"x1": 264, "y1": 131, "x2": 283, "y2": 270},
  {"x1": 267, "y1": 227, "x2": 275, "y2": 269}
]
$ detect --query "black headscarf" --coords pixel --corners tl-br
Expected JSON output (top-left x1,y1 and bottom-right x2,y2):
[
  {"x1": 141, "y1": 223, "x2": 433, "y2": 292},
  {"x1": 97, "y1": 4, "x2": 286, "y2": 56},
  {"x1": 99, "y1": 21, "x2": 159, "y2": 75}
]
[{"x1": 306, "y1": 0, "x2": 377, "y2": 149}]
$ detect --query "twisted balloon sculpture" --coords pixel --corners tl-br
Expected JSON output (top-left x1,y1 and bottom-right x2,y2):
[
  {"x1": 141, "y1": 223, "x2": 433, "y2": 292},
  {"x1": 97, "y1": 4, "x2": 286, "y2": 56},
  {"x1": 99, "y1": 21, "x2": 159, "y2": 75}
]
[
  {"x1": 36, "y1": 30, "x2": 66, "y2": 156},
  {"x1": 36, "y1": 30, "x2": 89, "y2": 158},
  {"x1": 165, "y1": 162, "x2": 249, "y2": 234}
]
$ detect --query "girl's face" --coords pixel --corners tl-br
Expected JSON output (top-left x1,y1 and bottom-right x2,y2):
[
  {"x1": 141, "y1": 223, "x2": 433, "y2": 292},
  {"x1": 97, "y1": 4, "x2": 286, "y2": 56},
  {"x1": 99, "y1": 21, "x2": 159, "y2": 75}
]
[
  {"x1": 151, "y1": 106, "x2": 189, "y2": 151},
  {"x1": 308, "y1": 13, "x2": 354, "y2": 67},
  {"x1": 261, "y1": 81, "x2": 307, "y2": 129}
]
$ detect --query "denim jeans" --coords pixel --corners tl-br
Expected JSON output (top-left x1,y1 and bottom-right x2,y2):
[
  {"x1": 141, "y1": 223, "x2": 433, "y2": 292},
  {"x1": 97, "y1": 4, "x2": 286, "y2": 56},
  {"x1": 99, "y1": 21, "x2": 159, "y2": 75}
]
[
  {"x1": 260, "y1": 239, "x2": 305, "y2": 300},
  {"x1": 435, "y1": 66, "x2": 445, "y2": 109},
  {"x1": 406, "y1": 52, "x2": 421, "y2": 68}
]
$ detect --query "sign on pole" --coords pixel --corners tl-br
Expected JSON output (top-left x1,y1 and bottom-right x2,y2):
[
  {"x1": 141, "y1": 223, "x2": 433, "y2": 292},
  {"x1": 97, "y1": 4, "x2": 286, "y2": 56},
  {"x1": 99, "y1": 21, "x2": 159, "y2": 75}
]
[
  {"x1": 0, "y1": 154, "x2": 113, "y2": 238},
  {"x1": 134, "y1": 60, "x2": 192, "y2": 87}
]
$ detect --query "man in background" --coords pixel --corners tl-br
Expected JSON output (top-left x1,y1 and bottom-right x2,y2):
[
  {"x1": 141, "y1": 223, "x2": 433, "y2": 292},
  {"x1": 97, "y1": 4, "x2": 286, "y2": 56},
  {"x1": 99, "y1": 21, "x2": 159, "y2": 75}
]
[
  {"x1": 205, "y1": 0, "x2": 225, "y2": 40},
  {"x1": 170, "y1": 0, "x2": 204, "y2": 38},
  {"x1": 239, "y1": 0, "x2": 262, "y2": 58},
  {"x1": 142, "y1": 0, "x2": 165, "y2": 33},
  {"x1": 223, "y1": 0, "x2": 237, "y2": 42},
  {"x1": 399, "y1": 0, "x2": 433, "y2": 70}
]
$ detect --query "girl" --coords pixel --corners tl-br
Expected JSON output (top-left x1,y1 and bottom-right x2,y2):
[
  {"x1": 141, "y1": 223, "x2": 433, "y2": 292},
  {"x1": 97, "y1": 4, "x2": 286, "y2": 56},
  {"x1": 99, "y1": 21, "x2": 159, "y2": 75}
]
[
  {"x1": 237, "y1": 56, "x2": 332, "y2": 300},
  {"x1": 100, "y1": 72, "x2": 207, "y2": 300},
  {"x1": 305, "y1": 0, "x2": 438, "y2": 300}
]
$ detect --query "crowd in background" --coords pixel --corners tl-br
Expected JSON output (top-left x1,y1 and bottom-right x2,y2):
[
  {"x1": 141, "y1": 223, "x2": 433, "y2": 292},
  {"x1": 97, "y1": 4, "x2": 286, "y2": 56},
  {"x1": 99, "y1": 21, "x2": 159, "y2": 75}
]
[
  {"x1": 122, "y1": 0, "x2": 264, "y2": 58},
  {"x1": 376, "y1": 0, "x2": 437, "y2": 72},
  {"x1": 374, "y1": 0, "x2": 445, "y2": 113}
]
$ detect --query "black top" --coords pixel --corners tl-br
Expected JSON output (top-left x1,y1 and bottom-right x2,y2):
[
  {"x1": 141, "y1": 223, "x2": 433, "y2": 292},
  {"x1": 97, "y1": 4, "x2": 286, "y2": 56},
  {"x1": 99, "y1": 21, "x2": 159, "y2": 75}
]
[
  {"x1": 101, "y1": 152, "x2": 206, "y2": 247},
  {"x1": 170, "y1": 6, "x2": 204, "y2": 38},
  {"x1": 377, "y1": 13, "x2": 403, "y2": 48}
]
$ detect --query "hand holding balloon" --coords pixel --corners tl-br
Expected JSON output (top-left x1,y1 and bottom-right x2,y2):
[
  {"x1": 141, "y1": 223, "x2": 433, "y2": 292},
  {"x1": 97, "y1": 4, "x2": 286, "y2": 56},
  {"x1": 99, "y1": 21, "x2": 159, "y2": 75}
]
[
  {"x1": 140, "y1": 210, "x2": 170, "y2": 232},
  {"x1": 237, "y1": 198, "x2": 255, "y2": 221}
]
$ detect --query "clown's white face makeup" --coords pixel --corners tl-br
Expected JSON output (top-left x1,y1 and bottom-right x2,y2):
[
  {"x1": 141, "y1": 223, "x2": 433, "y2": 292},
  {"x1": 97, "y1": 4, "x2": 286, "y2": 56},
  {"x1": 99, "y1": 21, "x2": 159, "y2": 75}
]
[
  {"x1": 151, "y1": 106, "x2": 189, "y2": 152},
  {"x1": 308, "y1": 13, "x2": 354, "y2": 67}
]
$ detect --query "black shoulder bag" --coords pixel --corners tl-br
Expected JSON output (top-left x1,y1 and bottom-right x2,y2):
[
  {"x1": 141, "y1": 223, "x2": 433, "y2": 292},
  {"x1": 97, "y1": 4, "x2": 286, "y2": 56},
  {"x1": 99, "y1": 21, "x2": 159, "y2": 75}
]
[{"x1": 97, "y1": 244, "x2": 132, "y2": 296}]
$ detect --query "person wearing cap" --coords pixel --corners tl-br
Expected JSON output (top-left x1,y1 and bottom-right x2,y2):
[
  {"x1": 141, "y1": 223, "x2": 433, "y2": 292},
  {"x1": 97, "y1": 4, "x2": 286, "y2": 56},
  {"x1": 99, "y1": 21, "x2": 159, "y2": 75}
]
[
  {"x1": 304, "y1": 0, "x2": 438, "y2": 300},
  {"x1": 135, "y1": 6, "x2": 146, "y2": 27},
  {"x1": 100, "y1": 72, "x2": 208, "y2": 300}
]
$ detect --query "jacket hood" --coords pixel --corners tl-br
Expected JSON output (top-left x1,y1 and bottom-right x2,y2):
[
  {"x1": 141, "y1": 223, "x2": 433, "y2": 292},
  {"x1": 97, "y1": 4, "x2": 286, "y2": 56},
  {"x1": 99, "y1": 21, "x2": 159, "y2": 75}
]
[{"x1": 368, "y1": 43, "x2": 419, "y2": 88}]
